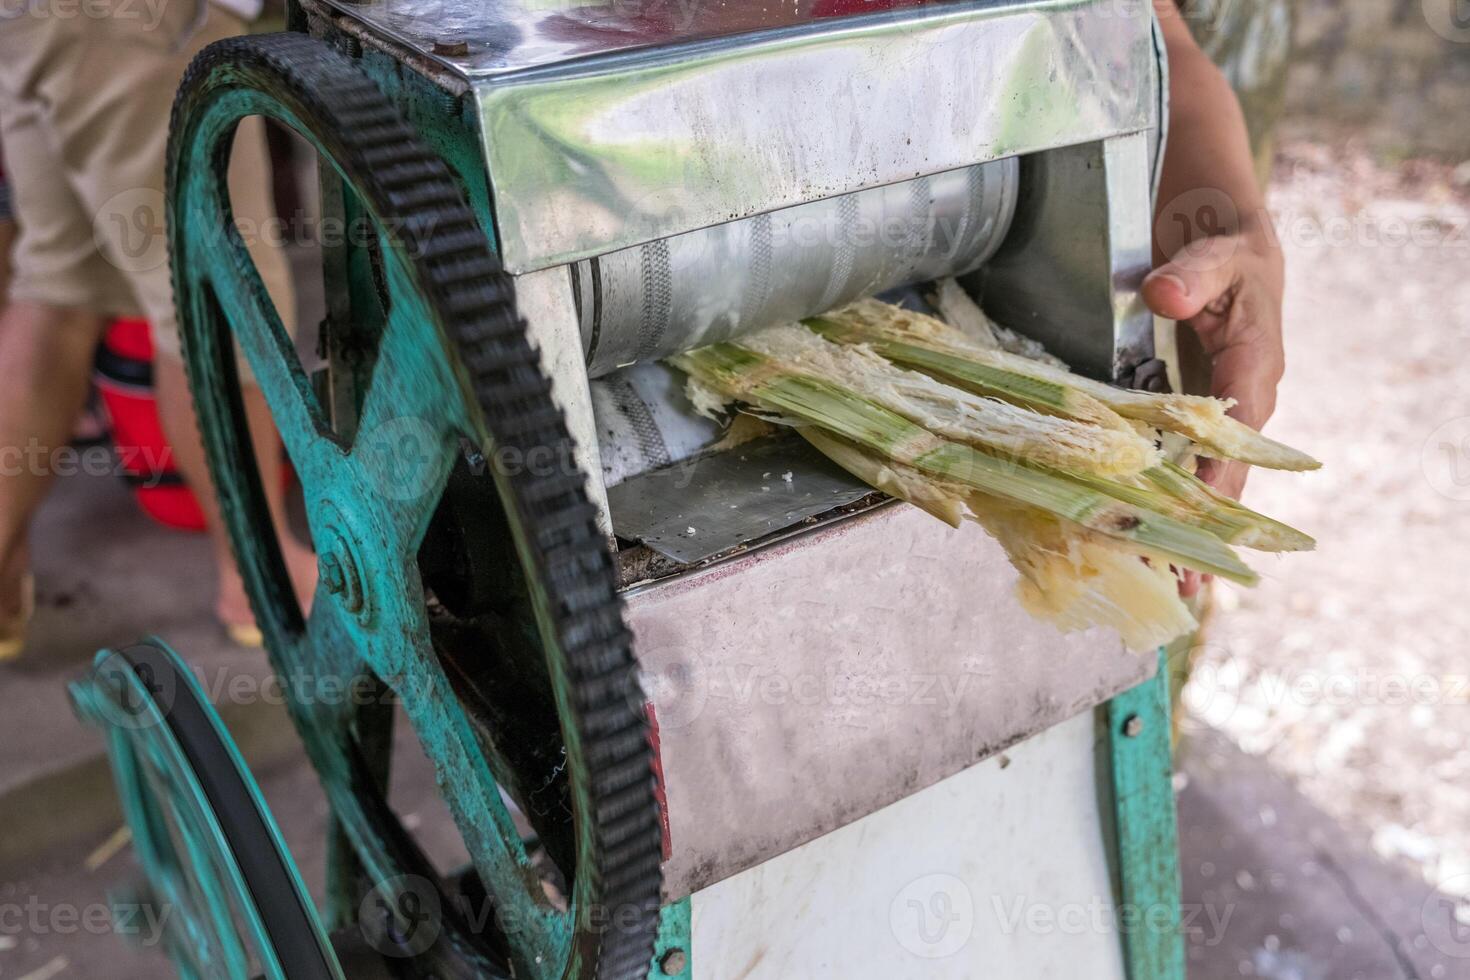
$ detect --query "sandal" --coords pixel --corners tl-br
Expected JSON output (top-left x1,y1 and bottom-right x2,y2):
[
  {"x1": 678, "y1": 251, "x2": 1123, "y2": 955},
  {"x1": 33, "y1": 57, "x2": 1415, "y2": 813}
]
[
  {"x1": 222, "y1": 619, "x2": 264, "y2": 648},
  {"x1": 0, "y1": 573, "x2": 35, "y2": 663}
]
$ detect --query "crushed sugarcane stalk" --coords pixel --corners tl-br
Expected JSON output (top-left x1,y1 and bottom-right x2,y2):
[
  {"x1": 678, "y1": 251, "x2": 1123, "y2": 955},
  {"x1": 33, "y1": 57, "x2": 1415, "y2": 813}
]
[
  {"x1": 669, "y1": 297, "x2": 1318, "y2": 651},
  {"x1": 809, "y1": 299, "x2": 1321, "y2": 472}
]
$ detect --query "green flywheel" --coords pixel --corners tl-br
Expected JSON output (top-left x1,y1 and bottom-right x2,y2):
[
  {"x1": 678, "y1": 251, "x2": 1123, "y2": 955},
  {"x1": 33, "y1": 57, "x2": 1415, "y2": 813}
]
[{"x1": 157, "y1": 32, "x2": 664, "y2": 980}]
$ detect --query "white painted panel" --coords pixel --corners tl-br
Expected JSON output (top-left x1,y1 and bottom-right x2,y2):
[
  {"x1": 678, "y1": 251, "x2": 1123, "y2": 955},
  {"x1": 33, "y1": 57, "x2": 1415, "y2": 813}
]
[{"x1": 689, "y1": 710, "x2": 1128, "y2": 980}]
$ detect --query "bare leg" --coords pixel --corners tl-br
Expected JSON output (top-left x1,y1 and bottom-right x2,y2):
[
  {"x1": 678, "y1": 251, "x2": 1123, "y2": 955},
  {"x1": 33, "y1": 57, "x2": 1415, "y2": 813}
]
[
  {"x1": 0, "y1": 218, "x2": 16, "y2": 304},
  {"x1": 154, "y1": 353, "x2": 318, "y2": 634},
  {"x1": 0, "y1": 302, "x2": 106, "y2": 621}
]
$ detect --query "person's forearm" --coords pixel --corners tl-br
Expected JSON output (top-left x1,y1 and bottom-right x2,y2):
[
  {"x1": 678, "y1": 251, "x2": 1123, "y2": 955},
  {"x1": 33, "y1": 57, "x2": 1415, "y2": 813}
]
[
  {"x1": 1152, "y1": 1, "x2": 1271, "y2": 261},
  {"x1": 1142, "y1": 0, "x2": 1287, "y2": 516}
]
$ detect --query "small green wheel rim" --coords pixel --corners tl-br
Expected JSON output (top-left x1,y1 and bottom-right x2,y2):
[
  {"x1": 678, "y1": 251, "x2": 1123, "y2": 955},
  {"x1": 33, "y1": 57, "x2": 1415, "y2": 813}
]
[
  {"x1": 166, "y1": 33, "x2": 662, "y2": 980},
  {"x1": 71, "y1": 640, "x2": 343, "y2": 980}
]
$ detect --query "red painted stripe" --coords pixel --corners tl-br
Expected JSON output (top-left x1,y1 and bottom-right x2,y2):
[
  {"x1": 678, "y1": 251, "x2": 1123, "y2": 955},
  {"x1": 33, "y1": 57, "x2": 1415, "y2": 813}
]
[{"x1": 645, "y1": 702, "x2": 673, "y2": 862}]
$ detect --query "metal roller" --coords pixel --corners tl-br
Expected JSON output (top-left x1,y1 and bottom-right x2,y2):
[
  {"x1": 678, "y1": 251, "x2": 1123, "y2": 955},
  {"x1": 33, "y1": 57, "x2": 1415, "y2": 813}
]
[{"x1": 572, "y1": 157, "x2": 1020, "y2": 376}]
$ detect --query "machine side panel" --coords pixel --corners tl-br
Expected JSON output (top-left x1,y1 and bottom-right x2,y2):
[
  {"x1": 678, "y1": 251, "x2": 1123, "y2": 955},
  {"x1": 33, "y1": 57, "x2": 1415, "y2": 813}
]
[
  {"x1": 626, "y1": 502, "x2": 1154, "y2": 898},
  {"x1": 473, "y1": 1, "x2": 1157, "y2": 271}
]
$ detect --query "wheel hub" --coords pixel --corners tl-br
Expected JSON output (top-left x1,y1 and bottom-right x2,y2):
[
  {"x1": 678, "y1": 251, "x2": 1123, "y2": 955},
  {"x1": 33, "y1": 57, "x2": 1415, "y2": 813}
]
[{"x1": 316, "y1": 508, "x2": 370, "y2": 620}]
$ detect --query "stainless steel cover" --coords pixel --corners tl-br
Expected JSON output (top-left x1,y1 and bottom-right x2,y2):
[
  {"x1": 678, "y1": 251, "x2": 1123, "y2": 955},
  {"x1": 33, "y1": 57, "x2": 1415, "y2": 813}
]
[{"x1": 320, "y1": 0, "x2": 1160, "y2": 272}]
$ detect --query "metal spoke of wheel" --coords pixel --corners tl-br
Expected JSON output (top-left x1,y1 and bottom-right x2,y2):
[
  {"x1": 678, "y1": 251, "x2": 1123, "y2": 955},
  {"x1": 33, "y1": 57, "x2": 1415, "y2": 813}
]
[
  {"x1": 176, "y1": 179, "x2": 337, "y2": 482},
  {"x1": 392, "y1": 650, "x2": 564, "y2": 959}
]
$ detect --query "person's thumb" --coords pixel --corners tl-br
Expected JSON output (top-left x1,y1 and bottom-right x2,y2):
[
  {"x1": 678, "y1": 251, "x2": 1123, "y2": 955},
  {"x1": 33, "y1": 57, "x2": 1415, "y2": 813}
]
[{"x1": 1142, "y1": 237, "x2": 1241, "y2": 321}]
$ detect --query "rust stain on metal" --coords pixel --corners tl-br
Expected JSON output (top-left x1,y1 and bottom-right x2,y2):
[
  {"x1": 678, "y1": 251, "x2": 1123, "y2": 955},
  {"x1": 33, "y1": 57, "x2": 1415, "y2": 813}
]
[{"x1": 732, "y1": 947, "x2": 767, "y2": 980}]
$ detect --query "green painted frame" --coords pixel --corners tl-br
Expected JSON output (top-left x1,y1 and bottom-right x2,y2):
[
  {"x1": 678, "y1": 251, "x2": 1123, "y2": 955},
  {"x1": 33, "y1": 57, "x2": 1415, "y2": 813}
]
[
  {"x1": 1107, "y1": 648, "x2": 1188, "y2": 980},
  {"x1": 650, "y1": 899, "x2": 692, "y2": 979}
]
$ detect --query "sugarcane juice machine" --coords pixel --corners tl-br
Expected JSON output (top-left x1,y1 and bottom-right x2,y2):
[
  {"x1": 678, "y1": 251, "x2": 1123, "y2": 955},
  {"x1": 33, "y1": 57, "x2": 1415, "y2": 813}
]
[{"x1": 68, "y1": 0, "x2": 1189, "y2": 977}]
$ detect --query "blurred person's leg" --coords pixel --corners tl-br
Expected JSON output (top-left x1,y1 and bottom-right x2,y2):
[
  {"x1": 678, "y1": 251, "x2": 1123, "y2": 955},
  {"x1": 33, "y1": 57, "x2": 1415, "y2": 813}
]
[
  {"x1": 86, "y1": 12, "x2": 313, "y2": 642},
  {"x1": 0, "y1": 304, "x2": 107, "y2": 656},
  {"x1": 0, "y1": 145, "x2": 109, "y2": 446},
  {"x1": 0, "y1": 0, "x2": 311, "y2": 652},
  {"x1": 0, "y1": 26, "x2": 137, "y2": 657},
  {"x1": 0, "y1": 222, "x2": 13, "y2": 304},
  {"x1": 155, "y1": 363, "x2": 321, "y2": 637},
  {"x1": 150, "y1": 113, "x2": 315, "y2": 639},
  {"x1": 0, "y1": 164, "x2": 14, "y2": 303}
]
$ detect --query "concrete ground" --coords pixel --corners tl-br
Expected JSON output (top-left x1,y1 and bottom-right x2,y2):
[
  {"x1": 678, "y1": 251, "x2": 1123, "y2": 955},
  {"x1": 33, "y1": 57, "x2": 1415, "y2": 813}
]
[
  {"x1": 1178, "y1": 727, "x2": 1470, "y2": 980},
  {"x1": 2, "y1": 139, "x2": 1468, "y2": 978},
  {"x1": 1184, "y1": 135, "x2": 1470, "y2": 935}
]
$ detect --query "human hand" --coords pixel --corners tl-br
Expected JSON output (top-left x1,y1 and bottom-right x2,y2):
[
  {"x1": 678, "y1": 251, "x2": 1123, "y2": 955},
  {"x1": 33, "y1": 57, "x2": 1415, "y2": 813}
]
[{"x1": 1142, "y1": 225, "x2": 1285, "y2": 597}]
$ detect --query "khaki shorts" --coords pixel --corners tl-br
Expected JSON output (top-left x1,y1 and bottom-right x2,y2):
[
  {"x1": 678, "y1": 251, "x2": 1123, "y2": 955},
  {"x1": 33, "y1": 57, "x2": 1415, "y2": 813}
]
[{"x1": 0, "y1": 0, "x2": 295, "y2": 364}]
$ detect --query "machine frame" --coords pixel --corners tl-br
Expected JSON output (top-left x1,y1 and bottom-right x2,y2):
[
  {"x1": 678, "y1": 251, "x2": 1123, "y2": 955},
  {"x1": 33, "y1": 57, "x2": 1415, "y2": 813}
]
[{"x1": 74, "y1": 0, "x2": 1190, "y2": 977}]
